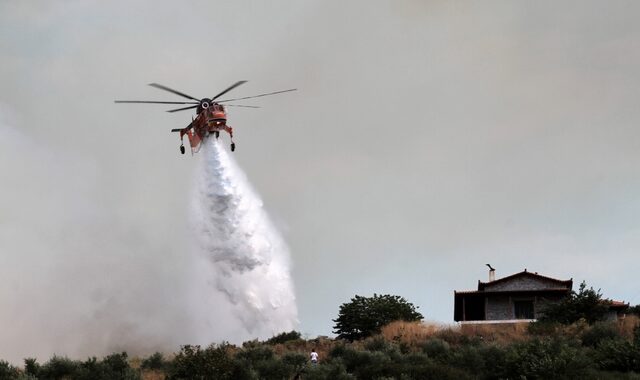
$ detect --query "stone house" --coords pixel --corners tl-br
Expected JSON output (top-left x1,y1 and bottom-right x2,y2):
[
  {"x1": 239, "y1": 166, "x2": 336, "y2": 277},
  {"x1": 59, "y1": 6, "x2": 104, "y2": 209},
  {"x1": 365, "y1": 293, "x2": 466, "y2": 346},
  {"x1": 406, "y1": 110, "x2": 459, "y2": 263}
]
[
  {"x1": 453, "y1": 268, "x2": 573, "y2": 322},
  {"x1": 605, "y1": 301, "x2": 630, "y2": 322}
]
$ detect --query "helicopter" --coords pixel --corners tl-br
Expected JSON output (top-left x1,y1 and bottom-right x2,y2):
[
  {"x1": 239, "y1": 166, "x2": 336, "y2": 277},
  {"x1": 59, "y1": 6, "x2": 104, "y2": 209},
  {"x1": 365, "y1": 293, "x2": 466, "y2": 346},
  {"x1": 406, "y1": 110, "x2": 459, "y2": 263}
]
[{"x1": 115, "y1": 81, "x2": 296, "y2": 154}]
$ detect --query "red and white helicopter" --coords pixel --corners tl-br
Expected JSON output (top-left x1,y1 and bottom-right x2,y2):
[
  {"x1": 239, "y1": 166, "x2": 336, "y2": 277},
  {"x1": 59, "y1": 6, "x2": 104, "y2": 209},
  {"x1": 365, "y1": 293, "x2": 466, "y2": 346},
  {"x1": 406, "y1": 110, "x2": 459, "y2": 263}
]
[{"x1": 115, "y1": 81, "x2": 296, "y2": 154}]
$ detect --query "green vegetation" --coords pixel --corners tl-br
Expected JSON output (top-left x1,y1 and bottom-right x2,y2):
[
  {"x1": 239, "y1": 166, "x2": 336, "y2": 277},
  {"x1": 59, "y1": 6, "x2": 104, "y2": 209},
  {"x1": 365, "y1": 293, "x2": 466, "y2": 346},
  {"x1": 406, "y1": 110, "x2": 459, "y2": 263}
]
[
  {"x1": 7, "y1": 352, "x2": 141, "y2": 380},
  {"x1": 265, "y1": 330, "x2": 303, "y2": 345},
  {"x1": 2, "y1": 291, "x2": 639, "y2": 379},
  {"x1": 140, "y1": 352, "x2": 167, "y2": 371},
  {"x1": 333, "y1": 294, "x2": 424, "y2": 341},
  {"x1": 3, "y1": 320, "x2": 640, "y2": 379},
  {"x1": 538, "y1": 281, "x2": 611, "y2": 325},
  {"x1": 0, "y1": 360, "x2": 20, "y2": 379}
]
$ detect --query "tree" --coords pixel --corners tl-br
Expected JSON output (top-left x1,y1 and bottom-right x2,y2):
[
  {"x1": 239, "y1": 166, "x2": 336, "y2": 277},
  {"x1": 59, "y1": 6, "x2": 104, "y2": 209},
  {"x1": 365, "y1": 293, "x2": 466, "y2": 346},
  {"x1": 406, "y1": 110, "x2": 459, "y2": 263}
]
[
  {"x1": 332, "y1": 294, "x2": 423, "y2": 341},
  {"x1": 627, "y1": 304, "x2": 640, "y2": 316},
  {"x1": 538, "y1": 281, "x2": 610, "y2": 325}
]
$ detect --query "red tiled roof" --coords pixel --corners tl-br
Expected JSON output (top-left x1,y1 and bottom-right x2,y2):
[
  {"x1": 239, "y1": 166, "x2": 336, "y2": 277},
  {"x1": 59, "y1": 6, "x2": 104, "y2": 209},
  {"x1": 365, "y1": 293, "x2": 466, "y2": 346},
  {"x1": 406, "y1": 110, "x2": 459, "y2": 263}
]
[
  {"x1": 609, "y1": 300, "x2": 628, "y2": 306},
  {"x1": 605, "y1": 300, "x2": 629, "y2": 310}
]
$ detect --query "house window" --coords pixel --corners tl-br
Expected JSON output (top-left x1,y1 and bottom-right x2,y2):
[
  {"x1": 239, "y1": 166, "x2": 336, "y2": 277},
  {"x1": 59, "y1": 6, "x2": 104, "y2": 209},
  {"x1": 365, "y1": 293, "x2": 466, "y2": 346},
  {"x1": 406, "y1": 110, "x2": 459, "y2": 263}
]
[{"x1": 514, "y1": 300, "x2": 534, "y2": 319}]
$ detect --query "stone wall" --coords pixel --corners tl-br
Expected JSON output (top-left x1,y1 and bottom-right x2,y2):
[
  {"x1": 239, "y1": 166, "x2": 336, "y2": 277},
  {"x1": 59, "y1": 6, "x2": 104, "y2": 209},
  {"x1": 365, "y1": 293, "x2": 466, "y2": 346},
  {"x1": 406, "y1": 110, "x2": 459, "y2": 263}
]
[{"x1": 486, "y1": 296, "x2": 512, "y2": 320}]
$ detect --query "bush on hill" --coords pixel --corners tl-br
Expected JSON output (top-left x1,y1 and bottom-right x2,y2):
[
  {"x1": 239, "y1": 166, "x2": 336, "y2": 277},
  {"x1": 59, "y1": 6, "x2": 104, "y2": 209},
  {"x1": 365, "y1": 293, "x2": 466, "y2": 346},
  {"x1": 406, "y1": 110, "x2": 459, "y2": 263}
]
[
  {"x1": 265, "y1": 330, "x2": 302, "y2": 345},
  {"x1": 140, "y1": 352, "x2": 167, "y2": 371},
  {"x1": 0, "y1": 360, "x2": 20, "y2": 379}
]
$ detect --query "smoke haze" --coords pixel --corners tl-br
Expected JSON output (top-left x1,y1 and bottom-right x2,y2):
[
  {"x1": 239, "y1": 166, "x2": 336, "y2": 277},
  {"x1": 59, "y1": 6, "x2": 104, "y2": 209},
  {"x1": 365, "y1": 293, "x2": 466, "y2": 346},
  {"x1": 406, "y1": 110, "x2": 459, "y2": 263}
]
[
  {"x1": 0, "y1": 116, "x2": 296, "y2": 363},
  {"x1": 2, "y1": 0, "x2": 640, "y2": 355}
]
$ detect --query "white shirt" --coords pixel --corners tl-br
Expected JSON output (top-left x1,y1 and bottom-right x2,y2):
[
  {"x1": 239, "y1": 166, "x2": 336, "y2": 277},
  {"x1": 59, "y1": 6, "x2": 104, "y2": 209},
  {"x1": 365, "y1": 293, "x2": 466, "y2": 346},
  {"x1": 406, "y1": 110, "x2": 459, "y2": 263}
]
[{"x1": 310, "y1": 352, "x2": 319, "y2": 362}]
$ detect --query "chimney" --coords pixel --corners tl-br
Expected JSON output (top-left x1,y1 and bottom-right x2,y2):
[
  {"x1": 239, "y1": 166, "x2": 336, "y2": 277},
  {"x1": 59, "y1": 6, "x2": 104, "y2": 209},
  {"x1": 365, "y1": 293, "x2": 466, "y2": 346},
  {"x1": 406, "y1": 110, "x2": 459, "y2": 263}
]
[{"x1": 486, "y1": 264, "x2": 495, "y2": 282}]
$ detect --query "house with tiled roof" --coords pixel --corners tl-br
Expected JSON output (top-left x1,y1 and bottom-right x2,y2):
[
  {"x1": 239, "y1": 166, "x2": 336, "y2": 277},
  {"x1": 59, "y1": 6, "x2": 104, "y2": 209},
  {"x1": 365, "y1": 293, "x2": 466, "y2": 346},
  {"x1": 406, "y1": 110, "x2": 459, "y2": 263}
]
[
  {"x1": 454, "y1": 267, "x2": 629, "y2": 323},
  {"x1": 454, "y1": 268, "x2": 573, "y2": 323}
]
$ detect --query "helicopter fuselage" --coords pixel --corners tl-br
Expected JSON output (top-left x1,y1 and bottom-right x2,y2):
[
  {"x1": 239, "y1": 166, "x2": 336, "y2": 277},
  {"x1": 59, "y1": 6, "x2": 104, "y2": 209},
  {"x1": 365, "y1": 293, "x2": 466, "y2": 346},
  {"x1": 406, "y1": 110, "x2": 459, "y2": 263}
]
[{"x1": 182, "y1": 102, "x2": 234, "y2": 152}]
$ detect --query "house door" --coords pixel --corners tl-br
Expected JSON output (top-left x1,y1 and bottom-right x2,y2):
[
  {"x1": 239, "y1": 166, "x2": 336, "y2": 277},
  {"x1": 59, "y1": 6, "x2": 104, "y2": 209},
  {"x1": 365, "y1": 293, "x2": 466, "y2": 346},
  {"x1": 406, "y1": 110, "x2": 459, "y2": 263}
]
[{"x1": 514, "y1": 300, "x2": 534, "y2": 319}]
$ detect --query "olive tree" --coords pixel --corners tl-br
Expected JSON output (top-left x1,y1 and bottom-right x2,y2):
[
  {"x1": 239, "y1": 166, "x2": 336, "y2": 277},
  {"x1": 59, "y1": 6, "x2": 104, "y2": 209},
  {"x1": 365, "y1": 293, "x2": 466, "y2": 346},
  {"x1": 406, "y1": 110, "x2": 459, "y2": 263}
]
[{"x1": 332, "y1": 294, "x2": 423, "y2": 341}]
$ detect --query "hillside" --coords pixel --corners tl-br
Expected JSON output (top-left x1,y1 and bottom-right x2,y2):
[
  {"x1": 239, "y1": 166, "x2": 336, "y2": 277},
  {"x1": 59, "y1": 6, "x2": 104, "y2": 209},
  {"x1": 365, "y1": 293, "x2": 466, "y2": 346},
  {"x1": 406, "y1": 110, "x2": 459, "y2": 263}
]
[{"x1": 2, "y1": 318, "x2": 640, "y2": 379}]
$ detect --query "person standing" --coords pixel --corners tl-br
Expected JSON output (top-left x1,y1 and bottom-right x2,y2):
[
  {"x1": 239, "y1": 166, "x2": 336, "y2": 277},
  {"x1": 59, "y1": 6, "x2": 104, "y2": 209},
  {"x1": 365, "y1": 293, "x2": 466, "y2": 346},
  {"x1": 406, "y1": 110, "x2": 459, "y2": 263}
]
[{"x1": 310, "y1": 349, "x2": 319, "y2": 365}]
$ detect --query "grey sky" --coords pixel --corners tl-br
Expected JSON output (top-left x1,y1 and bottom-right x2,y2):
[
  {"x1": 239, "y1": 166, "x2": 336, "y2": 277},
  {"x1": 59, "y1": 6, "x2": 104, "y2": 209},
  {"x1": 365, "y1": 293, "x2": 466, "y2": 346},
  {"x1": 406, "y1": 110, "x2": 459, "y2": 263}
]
[{"x1": 1, "y1": 0, "x2": 639, "y2": 356}]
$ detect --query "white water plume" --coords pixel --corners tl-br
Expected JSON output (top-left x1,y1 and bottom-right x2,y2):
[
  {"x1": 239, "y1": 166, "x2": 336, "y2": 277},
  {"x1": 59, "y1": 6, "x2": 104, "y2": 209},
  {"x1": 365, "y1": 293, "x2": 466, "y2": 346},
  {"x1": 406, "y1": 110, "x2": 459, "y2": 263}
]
[{"x1": 187, "y1": 140, "x2": 298, "y2": 342}]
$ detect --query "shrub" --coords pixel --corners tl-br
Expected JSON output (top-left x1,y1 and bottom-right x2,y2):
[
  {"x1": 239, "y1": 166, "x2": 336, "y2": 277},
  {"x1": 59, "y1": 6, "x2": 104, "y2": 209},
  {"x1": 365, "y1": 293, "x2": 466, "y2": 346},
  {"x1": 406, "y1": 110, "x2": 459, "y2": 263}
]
[
  {"x1": 388, "y1": 353, "x2": 473, "y2": 380},
  {"x1": 477, "y1": 344, "x2": 509, "y2": 378},
  {"x1": 421, "y1": 338, "x2": 450, "y2": 362},
  {"x1": 347, "y1": 350, "x2": 392, "y2": 379},
  {"x1": 449, "y1": 345, "x2": 488, "y2": 374},
  {"x1": 101, "y1": 352, "x2": 133, "y2": 375},
  {"x1": 233, "y1": 346, "x2": 305, "y2": 379},
  {"x1": 141, "y1": 352, "x2": 167, "y2": 371},
  {"x1": 582, "y1": 322, "x2": 620, "y2": 347},
  {"x1": 592, "y1": 338, "x2": 640, "y2": 372},
  {"x1": 0, "y1": 360, "x2": 20, "y2": 379},
  {"x1": 328, "y1": 344, "x2": 384, "y2": 376},
  {"x1": 303, "y1": 360, "x2": 354, "y2": 380},
  {"x1": 585, "y1": 370, "x2": 640, "y2": 380},
  {"x1": 401, "y1": 362, "x2": 472, "y2": 380},
  {"x1": 265, "y1": 330, "x2": 302, "y2": 345},
  {"x1": 363, "y1": 336, "x2": 393, "y2": 352},
  {"x1": 167, "y1": 344, "x2": 236, "y2": 380},
  {"x1": 72, "y1": 353, "x2": 140, "y2": 380},
  {"x1": 281, "y1": 352, "x2": 307, "y2": 368},
  {"x1": 500, "y1": 337, "x2": 592, "y2": 379},
  {"x1": 251, "y1": 357, "x2": 294, "y2": 380},
  {"x1": 235, "y1": 346, "x2": 274, "y2": 363},
  {"x1": 39, "y1": 355, "x2": 81, "y2": 379}
]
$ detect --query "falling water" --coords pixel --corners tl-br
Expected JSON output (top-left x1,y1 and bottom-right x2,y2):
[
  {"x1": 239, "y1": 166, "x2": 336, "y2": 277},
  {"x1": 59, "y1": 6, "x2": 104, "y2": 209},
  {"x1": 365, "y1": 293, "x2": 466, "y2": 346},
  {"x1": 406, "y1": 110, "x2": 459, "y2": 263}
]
[{"x1": 187, "y1": 139, "x2": 298, "y2": 342}]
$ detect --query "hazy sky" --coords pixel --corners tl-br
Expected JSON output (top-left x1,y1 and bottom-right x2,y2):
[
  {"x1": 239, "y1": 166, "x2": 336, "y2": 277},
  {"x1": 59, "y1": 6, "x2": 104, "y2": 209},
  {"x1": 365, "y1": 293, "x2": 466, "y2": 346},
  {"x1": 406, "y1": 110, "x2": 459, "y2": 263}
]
[{"x1": 1, "y1": 0, "x2": 639, "y2": 350}]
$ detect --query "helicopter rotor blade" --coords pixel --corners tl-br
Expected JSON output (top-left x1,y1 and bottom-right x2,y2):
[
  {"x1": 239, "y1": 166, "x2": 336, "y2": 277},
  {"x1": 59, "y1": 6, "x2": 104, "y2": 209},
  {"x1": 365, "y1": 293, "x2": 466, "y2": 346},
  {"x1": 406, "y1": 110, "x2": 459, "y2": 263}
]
[
  {"x1": 223, "y1": 104, "x2": 260, "y2": 108},
  {"x1": 148, "y1": 83, "x2": 200, "y2": 101},
  {"x1": 211, "y1": 80, "x2": 248, "y2": 101},
  {"x1": 217, "y1": 88, "x2": 297, "y2": 103},
  {"x1": 166, "y1": 105, "x2": 199, "y2": 113},
  {"x1": 115, "y1": 100, "x2": 199, "y2": 104}
]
